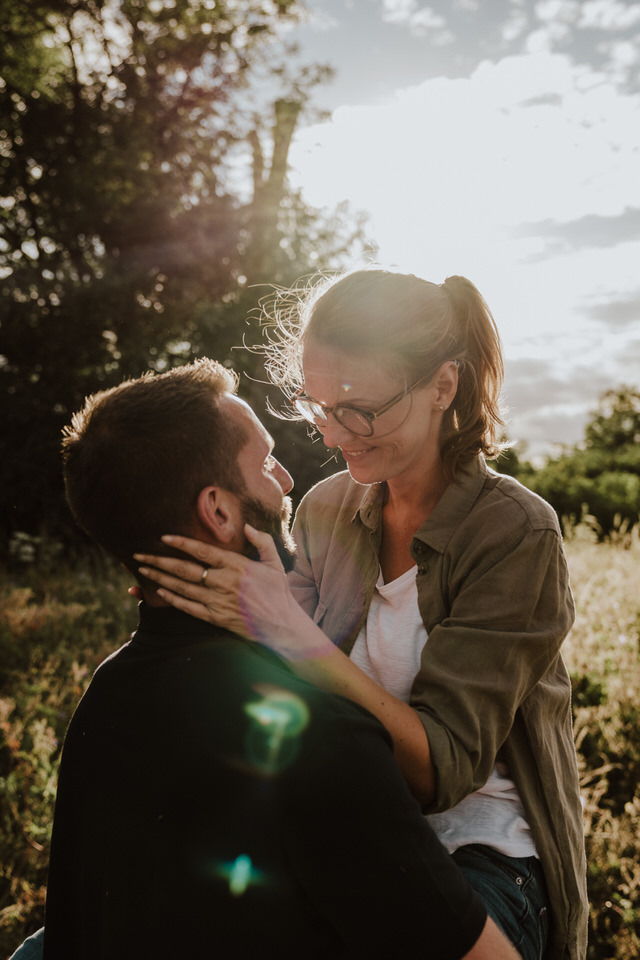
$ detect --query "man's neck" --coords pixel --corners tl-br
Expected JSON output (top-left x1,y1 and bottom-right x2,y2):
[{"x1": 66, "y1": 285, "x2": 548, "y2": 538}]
[{"x1": 140, "y1": 587, "x2": 171, "y2": 608}]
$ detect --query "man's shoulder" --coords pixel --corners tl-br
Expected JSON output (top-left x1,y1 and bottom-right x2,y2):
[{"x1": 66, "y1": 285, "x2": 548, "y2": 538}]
[
  {"x1": 73, "y1": 625, "x2": 266, "y2": 716},
  {"x1": 280, "y1": 680, "x2": 394, "y2": 785}
]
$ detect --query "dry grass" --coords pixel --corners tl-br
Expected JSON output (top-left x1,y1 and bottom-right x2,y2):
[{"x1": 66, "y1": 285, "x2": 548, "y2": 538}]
[
  {"x1": 1, "y1": 533, "x2": 639, "y2": 958},
  {"x1": 564, "y1": 526, "x2": 640, "y2": 959}
]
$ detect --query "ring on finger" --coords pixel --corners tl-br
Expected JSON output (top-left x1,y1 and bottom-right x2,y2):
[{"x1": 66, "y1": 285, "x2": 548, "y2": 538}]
[{"x1": 200, "y1": 566, "x2": 209, "y2": 585}]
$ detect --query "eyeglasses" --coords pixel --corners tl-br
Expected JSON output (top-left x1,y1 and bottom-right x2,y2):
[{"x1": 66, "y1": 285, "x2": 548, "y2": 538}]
[{"x1": 292, "y1": 375, "x2": 430, "y2": 438}]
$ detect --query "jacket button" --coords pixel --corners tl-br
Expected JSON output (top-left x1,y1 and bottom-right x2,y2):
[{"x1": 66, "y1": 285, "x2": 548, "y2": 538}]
[{"x1": 417, "y1": 563, "x2": 427, "y2": 575}]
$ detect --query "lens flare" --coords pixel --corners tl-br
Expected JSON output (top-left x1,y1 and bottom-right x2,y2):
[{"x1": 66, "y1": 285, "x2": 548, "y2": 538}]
[
  {"x1": 244, "y1": 686, "x2": 310, "y2": 773},
  {"x1": 228, "y1": 854, "x2": 253, "y2": 896}
]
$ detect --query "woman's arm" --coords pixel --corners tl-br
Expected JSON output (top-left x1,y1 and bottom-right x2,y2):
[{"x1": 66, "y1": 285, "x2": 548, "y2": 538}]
[{"x1": 135, "y1": 527, "x2": 436, "y2": 804}]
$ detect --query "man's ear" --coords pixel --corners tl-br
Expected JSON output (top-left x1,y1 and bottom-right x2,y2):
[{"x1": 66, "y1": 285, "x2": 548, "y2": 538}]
[{"x1": 196, "y1": 486, "x2": 241, "y2": 545}]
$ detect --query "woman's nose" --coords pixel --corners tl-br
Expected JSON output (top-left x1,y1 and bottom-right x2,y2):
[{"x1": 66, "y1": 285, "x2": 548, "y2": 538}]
[{"x1": 316, "y1": 414, "x2": 355, "y2": 448}]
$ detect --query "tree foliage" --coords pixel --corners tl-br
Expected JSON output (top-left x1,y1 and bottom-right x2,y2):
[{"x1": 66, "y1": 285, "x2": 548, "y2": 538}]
[
  {"x1": 1, "y1": 0, "x2": 368, "y2": 551},
  {"x1": 520, "y1": 387, "x2": 640, "y2": 538}
]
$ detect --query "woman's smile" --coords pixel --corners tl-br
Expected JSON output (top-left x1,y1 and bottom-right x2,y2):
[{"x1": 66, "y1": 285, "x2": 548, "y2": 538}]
[
  {"x1": 302, "y1": 341, "x2": 447, "y2": 489},
  {"x1": 339, "y1": 446, "x2": 373, "y2": 460}
]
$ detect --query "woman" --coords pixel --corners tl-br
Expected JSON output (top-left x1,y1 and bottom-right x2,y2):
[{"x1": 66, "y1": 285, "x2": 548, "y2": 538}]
[{"x1": 137, "y1": 269, "x2": 587, "y2": 960}]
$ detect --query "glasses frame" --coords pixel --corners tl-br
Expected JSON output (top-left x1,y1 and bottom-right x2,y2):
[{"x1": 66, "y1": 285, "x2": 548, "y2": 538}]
[{"x1": 292, "y1": 374, "x2": 431, "y2": 438}]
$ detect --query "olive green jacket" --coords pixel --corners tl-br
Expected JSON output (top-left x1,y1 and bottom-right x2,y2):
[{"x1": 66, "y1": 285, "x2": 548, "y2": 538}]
[{"x1": 289, "y1": 457, "x2": 587, "y2": 960}]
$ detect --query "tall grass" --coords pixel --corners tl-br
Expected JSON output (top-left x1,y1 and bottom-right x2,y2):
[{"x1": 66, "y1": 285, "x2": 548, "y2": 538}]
[
  {"x1": 563, "y1": 526, "x2": 640, "y2": 959},
  {"x1": 0, "y1": 559, "x2": 136, "y2": 952},
  {"x1": 0, "y1": 530, "x2": 639, "y2": 957}
]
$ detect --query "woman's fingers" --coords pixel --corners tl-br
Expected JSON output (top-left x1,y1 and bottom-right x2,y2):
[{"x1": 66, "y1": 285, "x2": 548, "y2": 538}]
[
  {"x1": 136, "y1": 564, "x2": 202, "y2": 596},
  {"x1": 244, "y1": 524, "x2": 284, "y2": 571},
  {"x1": 135, "y1": 564, "x2": 249, "y2": 635},
  {"x1": 132, "y1": 532, "x2": 287, "y2": 642},
  {"x1": 161, "y1": 534, "x2": 245, "y2": 570},
  {"x1": 136, "y1": 562, "x2": 238, "y2": 599},
  {"x1": 134, "y1": 553, "x2": 210, "y2": 584},
  {"x1": 153, "y1": 590, "x2": 210, "y2": 620}
]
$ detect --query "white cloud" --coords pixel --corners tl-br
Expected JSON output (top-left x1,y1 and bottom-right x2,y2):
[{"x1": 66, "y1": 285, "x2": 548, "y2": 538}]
[
  {"x1": 525, "y1": 1, "x2": 640, "y2": 77},
  {"x1": 289, "y1": 51, "x2": 640, "y2": 453},
  {"x1": 502, "y1": 9, "x2": 530, "y2": 42},
  {"x1": 600, "y1": 36, "x2": 640, "y2": 84},
  {"x1": 292, "y1": 53, "x2": 640, "y2": 232},
  {"x1": 530, "y1": 0, "x2": 580, "y2": 45},
  {"x1": 606, "y1": 38, "x2": 640, "y2": 66},
  {"x1": 578, "y1": 0, "x2": 640, "y2": 30},
  {"x1": 380, "y1": 0, "x2": 450, "y2": 37},
  {"x1": 534, "y1": 0, "x2": 580, "y2": 25},
  {"x1": 381, "y1": 0, "x2": 421, "y2": 23},
  {"x1": 408, "y1": 6, "x2": 446, "y2": 28}
]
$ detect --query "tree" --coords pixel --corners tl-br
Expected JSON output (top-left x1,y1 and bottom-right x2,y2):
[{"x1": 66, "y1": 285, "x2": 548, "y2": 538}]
[
  {"x1": 522, "y1": 387, "x2": 640, "y2": 538},
  {"x1": 585, "y1": 387, "x2": 640, "y2": 451},
  {"x1": 0, "y1": 1, "x2": 368, "y2": 552}
]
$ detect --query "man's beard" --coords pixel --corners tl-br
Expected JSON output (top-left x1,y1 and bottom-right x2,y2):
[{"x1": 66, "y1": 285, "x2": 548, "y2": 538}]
[{"x1": 239, "y1": 494, "x2": 297, "y2": 573}]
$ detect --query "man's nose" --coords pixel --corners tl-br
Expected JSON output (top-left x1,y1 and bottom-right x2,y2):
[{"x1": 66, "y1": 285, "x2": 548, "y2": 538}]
[{"x1": 275, "y1": 460, "x2": 294, "y2": 495}]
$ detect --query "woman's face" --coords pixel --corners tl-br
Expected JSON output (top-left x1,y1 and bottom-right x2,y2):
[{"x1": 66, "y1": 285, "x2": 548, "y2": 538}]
[{"x1": 301, "y1": 341, "x2": 455, "y2": 488}]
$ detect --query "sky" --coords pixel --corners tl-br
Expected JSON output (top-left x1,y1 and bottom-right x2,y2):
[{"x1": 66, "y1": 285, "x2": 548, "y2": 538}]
[{"x1": 278, "y1": 0, "x2": 640, "y2": 460}]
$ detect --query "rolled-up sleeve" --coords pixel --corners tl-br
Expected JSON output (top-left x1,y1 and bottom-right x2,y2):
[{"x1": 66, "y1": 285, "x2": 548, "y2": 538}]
[{"x1": 412, "y1": 500, "x2": 574, "y2": 812}]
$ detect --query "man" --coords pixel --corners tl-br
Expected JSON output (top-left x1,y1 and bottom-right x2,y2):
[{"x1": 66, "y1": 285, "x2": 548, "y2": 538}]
[{"x1": 33, "y1": 359, "x2": 519, "y2": 959}]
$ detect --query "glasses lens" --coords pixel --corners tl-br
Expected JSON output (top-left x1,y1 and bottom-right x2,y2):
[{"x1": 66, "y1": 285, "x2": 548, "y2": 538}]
[
  {"x1": 294, "y1": 397, "x2": 327, "y2": 426},
  {"x1": 334, "y1": 407, "x2": 373, "y2": 437}
]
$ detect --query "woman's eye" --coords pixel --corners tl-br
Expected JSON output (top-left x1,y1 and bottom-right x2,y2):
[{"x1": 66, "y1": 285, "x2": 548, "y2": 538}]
[
  {"x1": 339, "y1": 406, "x2": 368, "y2": 419},
  {"x1": 264, "y1": 455, "x2": 276, "y2": 471}
]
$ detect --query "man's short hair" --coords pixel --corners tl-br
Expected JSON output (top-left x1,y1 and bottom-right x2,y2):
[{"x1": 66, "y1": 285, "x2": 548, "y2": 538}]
[{"x1": 62, "y1": 359, "x2": 246, "y2": 567}]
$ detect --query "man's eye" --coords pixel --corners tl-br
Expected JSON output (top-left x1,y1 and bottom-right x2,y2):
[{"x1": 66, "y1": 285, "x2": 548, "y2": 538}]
[{"x1": 264, "y1": 455, "x2": 276, "y2": 471}]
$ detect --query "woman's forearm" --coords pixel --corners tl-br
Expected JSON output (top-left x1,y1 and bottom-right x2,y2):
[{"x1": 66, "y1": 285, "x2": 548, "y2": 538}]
[
  {"x1": 133, "y1": 533, "x2": 435, "y2": 804},
  {"x1": 273, "y1": 595, "x2": 435, "y2": 805}
]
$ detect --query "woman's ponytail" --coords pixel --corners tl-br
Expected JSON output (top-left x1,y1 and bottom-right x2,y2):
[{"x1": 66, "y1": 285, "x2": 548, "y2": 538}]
[{"x1": 439, "y1": 275, "x2": 506, "y2": 476}]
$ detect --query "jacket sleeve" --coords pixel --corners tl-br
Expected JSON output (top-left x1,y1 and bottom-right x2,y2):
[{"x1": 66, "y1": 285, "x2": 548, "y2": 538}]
[
  {"x1": 412, "y1": 516, "x2": 575, "y2": 813},
  {"x1": 287, "y1": 472, "x2": 377, "y2": 646}
]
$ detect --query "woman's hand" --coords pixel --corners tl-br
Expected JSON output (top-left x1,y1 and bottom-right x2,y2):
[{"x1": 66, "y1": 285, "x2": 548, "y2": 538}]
[
  {"x1": 134, "y1": 525, "x2": 333, "y2": 657},
  {"x1": 136, "y1": 528, "x2": 435, "y2": 803}
]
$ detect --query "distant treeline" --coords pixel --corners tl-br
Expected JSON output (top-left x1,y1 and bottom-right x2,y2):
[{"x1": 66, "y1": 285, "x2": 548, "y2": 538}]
[
  {"x1": 493, "y1": 387, "x2": 640, "y2": 540},
  {"x1": 2, "y1": 5, "x2": 638, "y2": 559}
]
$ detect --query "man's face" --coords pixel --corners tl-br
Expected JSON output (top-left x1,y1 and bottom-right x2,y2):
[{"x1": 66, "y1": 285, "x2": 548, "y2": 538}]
[
  {"x1": 221, "y1": 396, "x2": 296, "y2": 572},
  {"x1": 239, "y1": 492, "x2": 296, "y2": 573}
]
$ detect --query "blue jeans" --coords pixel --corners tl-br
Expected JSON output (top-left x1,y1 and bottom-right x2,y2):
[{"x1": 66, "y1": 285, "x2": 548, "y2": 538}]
[
  {"x1": 8, "y1": 927, "x2": 44, "y2": 960},
  {"x1": 452, "y1": 844, "x2": 550, "y2": 960}
]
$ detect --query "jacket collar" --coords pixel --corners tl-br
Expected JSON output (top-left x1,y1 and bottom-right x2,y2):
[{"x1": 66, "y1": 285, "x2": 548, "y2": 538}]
[{"x1": 353, "y1": 456, "x2": 491, "y2": 552}]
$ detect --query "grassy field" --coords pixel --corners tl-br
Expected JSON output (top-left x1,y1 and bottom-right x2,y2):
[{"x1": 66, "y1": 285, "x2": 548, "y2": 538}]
[
  {"x1": 0, "y1": 528, "x2": 639, "y2": 958},
  {"x1": 562, "y1": 526, "x2": 640, "y2": 958}
]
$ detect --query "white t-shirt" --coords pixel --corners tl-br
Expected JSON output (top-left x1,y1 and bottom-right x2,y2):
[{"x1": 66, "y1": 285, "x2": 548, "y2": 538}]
[{"x1": 349, "y1": 565, "x2": 538, "y2": 858}]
